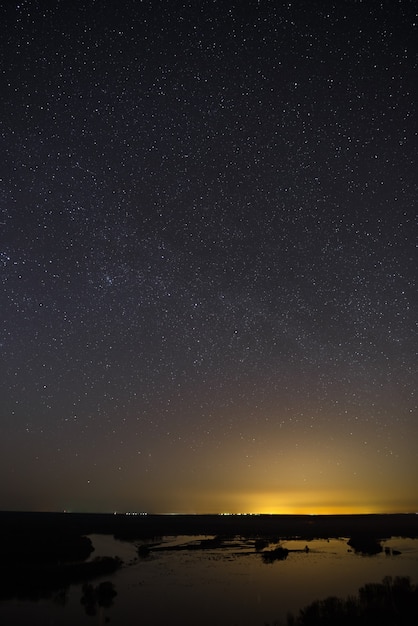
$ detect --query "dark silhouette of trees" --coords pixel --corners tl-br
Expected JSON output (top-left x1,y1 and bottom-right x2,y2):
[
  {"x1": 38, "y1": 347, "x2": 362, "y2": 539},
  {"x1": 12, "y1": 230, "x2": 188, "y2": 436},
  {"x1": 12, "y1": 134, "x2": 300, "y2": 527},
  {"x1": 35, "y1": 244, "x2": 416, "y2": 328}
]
[
  {"x1": 262, "y1": 546, "x2": 289, "y2": 563},
  {"x1": 347, "y1": 534, "x2": 383, "y2": 555},
  {"x1": 283, "y1": 576, "x2": 418, "y2": 626},
  {"x1": 81, "y1": 581, "x2": 117, "y2": 616}
]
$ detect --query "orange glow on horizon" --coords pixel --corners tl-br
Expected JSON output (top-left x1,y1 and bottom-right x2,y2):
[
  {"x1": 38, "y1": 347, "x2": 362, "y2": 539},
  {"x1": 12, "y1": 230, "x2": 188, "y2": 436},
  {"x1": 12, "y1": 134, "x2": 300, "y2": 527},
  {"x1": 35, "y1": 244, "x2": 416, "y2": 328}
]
[{"x1": 175, "y1": 487, "x2": 414, "y2": 516}]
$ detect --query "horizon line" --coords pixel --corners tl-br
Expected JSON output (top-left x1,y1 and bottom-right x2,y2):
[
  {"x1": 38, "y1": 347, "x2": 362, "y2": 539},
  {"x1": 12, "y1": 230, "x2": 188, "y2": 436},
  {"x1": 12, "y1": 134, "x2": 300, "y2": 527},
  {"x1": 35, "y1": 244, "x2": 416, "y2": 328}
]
[{"x1": 1, "y1": 509, "x2": 417, "y2": 516}]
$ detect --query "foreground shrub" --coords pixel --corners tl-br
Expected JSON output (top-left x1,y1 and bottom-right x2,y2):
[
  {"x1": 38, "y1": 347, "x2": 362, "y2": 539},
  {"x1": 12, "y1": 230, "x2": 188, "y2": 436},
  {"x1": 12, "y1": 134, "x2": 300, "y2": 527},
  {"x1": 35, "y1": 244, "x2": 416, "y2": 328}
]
[{"x1": 284, "y1": 576, "x2": 418, "y2": 626}]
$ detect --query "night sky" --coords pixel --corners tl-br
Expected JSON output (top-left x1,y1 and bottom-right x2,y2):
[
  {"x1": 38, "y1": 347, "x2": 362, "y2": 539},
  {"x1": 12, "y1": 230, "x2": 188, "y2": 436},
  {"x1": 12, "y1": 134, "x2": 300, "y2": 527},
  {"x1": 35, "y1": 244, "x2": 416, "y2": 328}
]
[{"x1": 1, "y1": 0, "x2": 417, "y2": 515}]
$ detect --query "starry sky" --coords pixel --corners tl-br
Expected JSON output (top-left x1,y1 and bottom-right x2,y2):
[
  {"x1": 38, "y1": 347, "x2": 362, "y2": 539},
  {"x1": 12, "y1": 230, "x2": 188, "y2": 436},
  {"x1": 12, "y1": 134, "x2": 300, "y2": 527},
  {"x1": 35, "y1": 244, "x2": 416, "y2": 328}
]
[{"x1": 1, "y1": 0, "x2": 417, "y2": 515}]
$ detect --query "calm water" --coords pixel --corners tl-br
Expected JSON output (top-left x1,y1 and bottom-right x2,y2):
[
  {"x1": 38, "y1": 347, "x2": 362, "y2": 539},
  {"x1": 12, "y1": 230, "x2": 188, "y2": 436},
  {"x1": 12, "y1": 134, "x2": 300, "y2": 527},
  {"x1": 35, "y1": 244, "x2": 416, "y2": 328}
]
[{"x1": 1, "y1": 535, "x2": 417, "y2": 625}]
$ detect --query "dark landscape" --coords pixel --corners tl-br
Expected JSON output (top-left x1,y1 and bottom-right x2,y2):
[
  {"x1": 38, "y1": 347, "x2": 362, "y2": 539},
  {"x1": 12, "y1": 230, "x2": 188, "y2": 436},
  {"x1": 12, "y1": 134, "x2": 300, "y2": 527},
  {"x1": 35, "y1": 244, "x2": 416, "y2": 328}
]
[
  {"x1": 0, "y1": 511, "x2": 417, "y2": 624},
  {"x1": 2, "y1": 510, "x2": 417, "y2": 540},
  {"x1": 1, "y1": 511, "x2": 417, "y2": 597}
]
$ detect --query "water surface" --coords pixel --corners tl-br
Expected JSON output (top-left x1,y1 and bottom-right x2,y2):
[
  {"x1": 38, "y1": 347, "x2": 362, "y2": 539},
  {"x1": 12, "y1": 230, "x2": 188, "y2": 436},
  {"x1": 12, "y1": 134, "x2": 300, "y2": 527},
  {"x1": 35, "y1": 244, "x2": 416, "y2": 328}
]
[{"x1": 1, "y1": 535, "x2": 417, "y2": 625}]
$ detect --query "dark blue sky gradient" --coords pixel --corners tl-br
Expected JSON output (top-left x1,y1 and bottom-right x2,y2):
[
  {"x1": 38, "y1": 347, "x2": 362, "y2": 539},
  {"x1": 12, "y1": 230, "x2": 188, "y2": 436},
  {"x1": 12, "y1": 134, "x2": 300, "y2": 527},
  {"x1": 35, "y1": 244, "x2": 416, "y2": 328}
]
[{"x1": 1, "y1": 0, "x2": 417, "y2": 513}]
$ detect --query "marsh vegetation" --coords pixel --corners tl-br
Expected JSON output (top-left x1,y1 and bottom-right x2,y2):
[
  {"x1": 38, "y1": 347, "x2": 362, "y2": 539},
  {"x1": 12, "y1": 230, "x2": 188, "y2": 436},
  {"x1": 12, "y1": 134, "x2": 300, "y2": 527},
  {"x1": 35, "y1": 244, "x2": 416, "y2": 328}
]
[
  {"x1": 0, "y1": 512, "x2": 417, "y2": 625},
  {"x1": 281, "y1": 576, "x2": 418, "y2": 626}
]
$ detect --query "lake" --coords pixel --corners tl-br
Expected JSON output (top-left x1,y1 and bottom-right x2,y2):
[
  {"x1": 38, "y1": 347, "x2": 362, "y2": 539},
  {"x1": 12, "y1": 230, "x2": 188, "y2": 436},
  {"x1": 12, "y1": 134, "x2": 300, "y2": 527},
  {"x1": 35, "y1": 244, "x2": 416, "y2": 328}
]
[{"x1": 0, "y1": 534, "x2": 417, "y2": 625}]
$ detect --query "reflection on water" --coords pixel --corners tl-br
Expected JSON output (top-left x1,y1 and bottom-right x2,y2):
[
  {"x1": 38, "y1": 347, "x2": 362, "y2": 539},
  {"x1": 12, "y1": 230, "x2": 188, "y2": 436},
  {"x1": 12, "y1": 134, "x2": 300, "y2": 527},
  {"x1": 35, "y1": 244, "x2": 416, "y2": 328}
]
[{"x1": 0, "y1": 535, "x2": 417, "y2": 626}]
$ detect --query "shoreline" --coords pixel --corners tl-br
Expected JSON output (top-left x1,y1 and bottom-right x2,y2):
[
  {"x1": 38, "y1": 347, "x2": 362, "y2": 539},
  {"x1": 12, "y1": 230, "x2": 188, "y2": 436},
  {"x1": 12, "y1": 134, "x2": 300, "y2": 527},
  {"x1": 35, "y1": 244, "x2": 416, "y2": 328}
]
[{"x1": 1, "y1": 511, "x2": 417, "y2": 540}]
